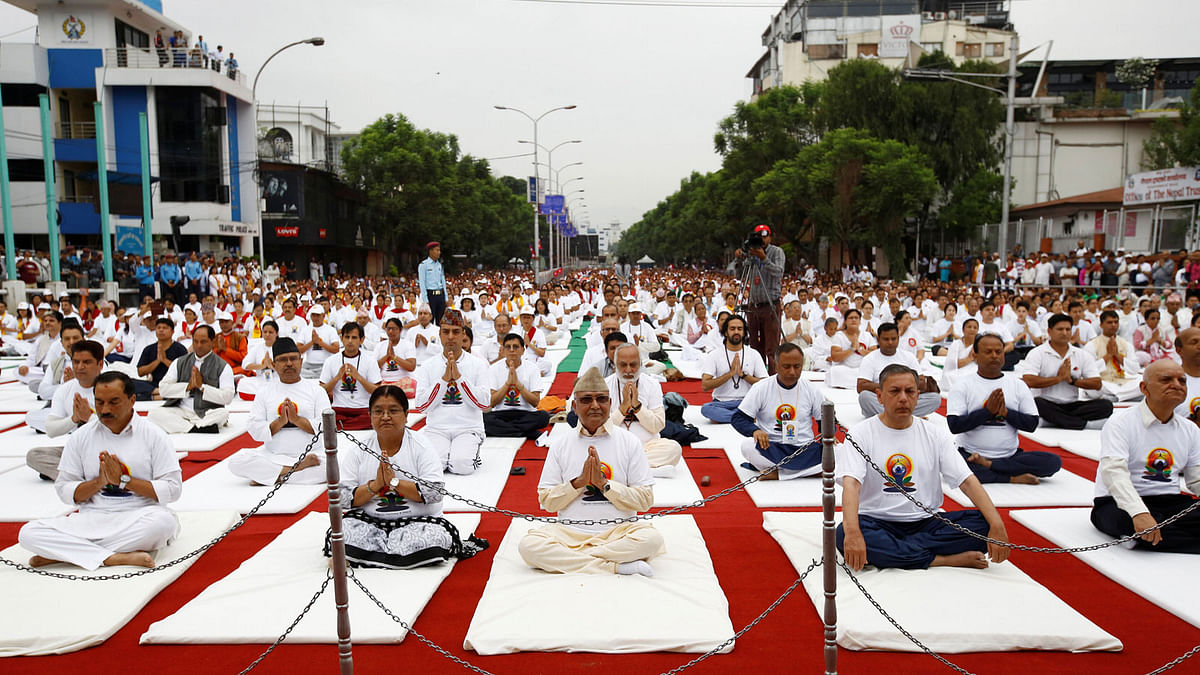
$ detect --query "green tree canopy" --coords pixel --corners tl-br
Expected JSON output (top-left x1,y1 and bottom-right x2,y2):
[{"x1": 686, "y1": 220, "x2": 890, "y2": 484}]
[{"x1": 1143, "y1": 80, "x2": 1200, "y2": 169}]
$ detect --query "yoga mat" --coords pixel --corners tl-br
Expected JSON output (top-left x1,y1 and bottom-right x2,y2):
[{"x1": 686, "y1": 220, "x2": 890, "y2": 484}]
[
  {"x1": 170, "y1": 450, "x2": 327, "y2": 515},
  {"x1": 944, "y1": 469, "x2": 1097, "y2": 508}
]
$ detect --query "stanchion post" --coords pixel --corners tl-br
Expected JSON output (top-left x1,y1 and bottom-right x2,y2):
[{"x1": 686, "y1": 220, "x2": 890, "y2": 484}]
[
  {"x1": 322, "y1": 410, "x2": 354, "y2": 674},
  {"x1": 821, "y1": 401, "x2": 838, "y2": 674}
]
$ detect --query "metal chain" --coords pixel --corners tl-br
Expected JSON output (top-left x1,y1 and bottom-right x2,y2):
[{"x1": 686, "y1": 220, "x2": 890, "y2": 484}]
[
  {"x1": 0, "y1": 431, "x2": 324, "y2": 580},
  {"x1": 238, "y1": 569, "x2": 332, "y2": 674},
  {"x1": 348, "y1": 569, "x2": 496, "y2": 675},
  {"x1": 658, "y1": 557, "x2": 821, "y2": 675},
  {"x1": 839, "y1": 426, "x2": 1200, "y2": 553},
  {"x1": 350, "y1": 559, "x2": 820, "y2": 675},
  {"x1": 837, "y1": 560, "x2": 975, "y2": 674},
  {"x1": 337, "y1": 428, "x2": 822, "y2": 527},
  {"x1": 1146, "y1": 643, "x2": 1200, "y2": 675}
]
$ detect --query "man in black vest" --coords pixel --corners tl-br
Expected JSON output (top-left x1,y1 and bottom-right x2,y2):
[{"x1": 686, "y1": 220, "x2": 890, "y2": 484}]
[{"x1": 147, "y1": 325, "x2": 235, "y2": 433}]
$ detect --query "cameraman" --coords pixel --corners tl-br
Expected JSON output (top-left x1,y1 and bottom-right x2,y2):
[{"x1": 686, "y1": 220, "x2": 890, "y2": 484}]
[{"x1": 737, "y1": 224, "x2": 785, "y2": 372}]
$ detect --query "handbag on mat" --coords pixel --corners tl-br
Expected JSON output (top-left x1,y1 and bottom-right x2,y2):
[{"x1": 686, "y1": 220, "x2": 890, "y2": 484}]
[{"x1": 324, "y1": 510, "x2": 489, "y2": 570}]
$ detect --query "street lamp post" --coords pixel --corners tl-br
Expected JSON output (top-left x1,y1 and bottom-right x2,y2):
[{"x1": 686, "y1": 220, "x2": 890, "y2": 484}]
[
  {"x1": 252, "y1": 37, "x2": 325, "y2": 275},
  {"x1": 520, "y1": 139, "x2": 580, "y2": 271},
  {"x1": 495, "y1": 105, "x2": 576, "y2": 276}
]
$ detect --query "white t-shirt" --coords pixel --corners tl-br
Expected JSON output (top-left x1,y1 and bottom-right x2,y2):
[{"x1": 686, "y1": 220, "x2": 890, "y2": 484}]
[
  {"x1": 946, "y1": 371, "x2": 1037, "y2": 458},
  {"x1": 1096, "y1": 404, "x2": 1200, "y2": 499},
  {"x1": 408, "y1": 323, "x2": 441, "y2": 362},
  {"x1": 1007, "y1": 318, "x2": 1044, "y2": 346},
  {"x1": 897, "y1": 329, "x2": 926, "y2": 357},
  {"x1": 320, "y1": 351, "x2": 382, "y2": 409},
  {"x1": 831, "y1": 331, "x2": 876, "y2": 370},
  {"x1": 487, "y1": 359, "x2": 542, "y2": 412},
  {"x1": 304, "y1": 323, "x2": 340, "y2": 367},
  {"x1": 1016, "y1": 343, "x2": 1100, "y2": 403},
  {"x1": 736, "y1": 375, "x2": 823, "y2": 444},
  {"x1": 857, "y1": 349, "x2": 920, "y2": 384},
  {"x1": 977, "y1": 320, "x2": 1013, "y2": 344},
  {"x1": 337, "y1": 431, "x2": 443, "y2": 519},
  {"x1": 248, "y1": 378, "x2": 328, "y2": 457},
  {"x1": 538, "y1": 426, "x2": 654, "y2": 534},
  {"x1": 377, "y1": 339, "x2": 417, "y2": 384},
  {"x1": 274, "y1": 315, "x2": 310, "y2": 343},
  {"x1": 836, "y1": 415, "x2": 972, "y2": 522},
  {"x1": 701, "y1": 344, "x2": 768, "y2": 401},
  {"x1": 412, "y1": 352, "x2": 489, "y2": 432}
]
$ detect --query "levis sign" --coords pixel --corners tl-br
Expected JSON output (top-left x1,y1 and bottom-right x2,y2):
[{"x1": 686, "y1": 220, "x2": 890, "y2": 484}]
[{"x1": 275, "y1": 225, "x2": 299, "y2": 238}]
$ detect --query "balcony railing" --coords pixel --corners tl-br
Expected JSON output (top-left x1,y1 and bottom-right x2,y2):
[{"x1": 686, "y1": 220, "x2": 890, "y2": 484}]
[
  {"x1": 55, "y1": 121, "x2": 96, "y2": 140},
  {"x1": 103, "y1": 47, "x2": 247, "y2": 86}
]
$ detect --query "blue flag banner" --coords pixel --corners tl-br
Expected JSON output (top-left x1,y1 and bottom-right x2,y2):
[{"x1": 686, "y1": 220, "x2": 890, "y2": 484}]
[{"x1": 544, "y1": 194, "x2": 565, "y2": 214}]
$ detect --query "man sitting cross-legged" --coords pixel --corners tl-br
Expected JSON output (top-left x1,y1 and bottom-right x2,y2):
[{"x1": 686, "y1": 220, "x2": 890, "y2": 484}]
[
  {"x1": 947, "y1": 333, "x2": 1061, "y2": 484},
  {"x1": 857, "y1": 322, "x2": 940, "y2": 419},
  {"x1": 25, "y1": 340, "x2": 105, "y2": 480},
  {"x1": 731, "y1": 342, "x2": 823, "y2": 480},
  {"x1": 148, "y1": 325, "x2": 235, "y2": 434},
  {"x1": 838, "y1": 364, "x2": 1012, "y2": 570},
  {"x1": 699, "y1": 314, "x2": 767, "y2": 424},
  {"x1": 518, "y1": 367, "x2": 663, "y2": 576},
  {"x1": 483, "y1": 333, "x2": 551, "y2": 439},
  {"x1": 1091, "y1": 359, "x2": 1200, "y2": 553},
  {"x1": 232, "y1": 337, "x2": 325, "y2": 485},
  {"x1": 412, "y1": 309, "x2": 490, "y2": 474},
  {"x1": 18, "y1": 372, "x2": 182, "y2": 570},
  {"x1": 607, "y1": 343, "x2": 682, "y2": 474}
]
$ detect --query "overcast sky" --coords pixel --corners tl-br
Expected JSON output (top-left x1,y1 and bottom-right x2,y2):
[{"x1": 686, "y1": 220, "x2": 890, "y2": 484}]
[{"x1": 1, "y1": 0, "x2": 1197, "y2": 232}]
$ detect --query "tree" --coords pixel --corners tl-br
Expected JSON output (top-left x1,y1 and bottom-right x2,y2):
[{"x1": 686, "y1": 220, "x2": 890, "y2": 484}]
[
  {"x1": 754, "y1": 128, "x2": 937, "y2": 274},
  {"x1": 1143, "y1": 80, "x2": 1200, "y2": 170}
]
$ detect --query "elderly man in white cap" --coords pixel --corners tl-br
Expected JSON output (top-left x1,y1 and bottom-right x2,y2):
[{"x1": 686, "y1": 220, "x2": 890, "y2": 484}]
[
  {"x1": 298, "y1": 304, "x2": 339, "y2": 379},
  {"x1": 515, "y1": 306, "x2": 550, "y2": 375},
  {"x1": 519, "y1": 366, "x2": 662, "y2": 576}
]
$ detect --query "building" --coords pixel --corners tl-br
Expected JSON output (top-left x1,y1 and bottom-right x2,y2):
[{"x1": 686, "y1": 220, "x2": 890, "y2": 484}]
[
  {"x1": 257, "y1": 102, "x2": 349, "y2": 173},
  {"x1": 747, "y1": 0, "x2": 1015, "y2": 96},
  {"x1": 598, "y1": 220, "x2": 623, "y2": 258},
  {"x1": 0, "y1": 0, "x2": 258, "y2": 258}
]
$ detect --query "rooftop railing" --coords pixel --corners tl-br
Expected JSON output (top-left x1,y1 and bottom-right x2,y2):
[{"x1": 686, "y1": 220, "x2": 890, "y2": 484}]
[{"x1": 103, "y1": 47, "x2": 247, "y2": 87}]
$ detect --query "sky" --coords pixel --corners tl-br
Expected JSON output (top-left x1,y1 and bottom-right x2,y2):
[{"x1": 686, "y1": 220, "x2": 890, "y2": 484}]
[{"x1": 1, "y1": 0, "x2": 1197, "y2": 233}]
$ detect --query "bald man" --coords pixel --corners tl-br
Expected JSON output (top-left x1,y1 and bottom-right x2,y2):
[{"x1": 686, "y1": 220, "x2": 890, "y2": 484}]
[{"x1": 1092, "y1": 359, "x2": 1200, "y2": 553}]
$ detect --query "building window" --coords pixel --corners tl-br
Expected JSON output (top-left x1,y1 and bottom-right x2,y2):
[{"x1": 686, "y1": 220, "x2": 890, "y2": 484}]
[
  {"x1": 114, "y1": 19, "x2": 149, "y2": 50},
  {"x1": 957, "y1": 42, "x2": 981, "y2": 58},
  {"x1": 986, "y1": 42, "x2": 1004, "y2": 57},
  {"x1": 156, "y1": 87, "x2": 224, "y2": 203},
  {"x1": 261, "y1": 128, "x2": 294, "y2": 162},
  {"x1": 0, "y1": 83, "x2": 48, "y2": 107},
  {"x1": 808, "y1": 43, "x2": 846, "y2": 60},
  {"x1": 920, "y1": 42, "x2": 942, "y2": 54},
  {"x1": 857, "y1": 43, "x2": 879, "y2": 58},
  {"x1": 6, "y1": 159, "x2": 45, "y2": 182}
]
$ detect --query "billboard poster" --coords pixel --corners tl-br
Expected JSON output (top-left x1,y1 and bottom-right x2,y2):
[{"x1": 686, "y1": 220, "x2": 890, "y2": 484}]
[
  {"x1": 1123, "y1": 167, "x2": 1200, "y2": 206},
  {"x1": 262, "y1": 171, "x2": 303, "y2": 215},
  {"x1": 879, "y1": 15, "x2": 919, "y2": 58}
]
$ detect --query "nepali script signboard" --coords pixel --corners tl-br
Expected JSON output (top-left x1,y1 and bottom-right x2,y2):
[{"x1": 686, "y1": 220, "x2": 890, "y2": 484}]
[{"x1": 1123, "y1": 167, "x2": 1200, "y2": 206}]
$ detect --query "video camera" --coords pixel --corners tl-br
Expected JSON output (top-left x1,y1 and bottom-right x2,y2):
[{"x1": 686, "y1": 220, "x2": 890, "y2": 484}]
[{"x1": 743, "y1": 230, "x2": 767, "y2": 251}]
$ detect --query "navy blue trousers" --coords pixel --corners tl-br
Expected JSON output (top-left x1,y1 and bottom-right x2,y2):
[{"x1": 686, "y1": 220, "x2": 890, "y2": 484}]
[
  {"x1": 837, "y1": 510, "x2": 989, "y2": 569},
  {"x1": 958, "y1": 448, "x2": 1062, "y2": 483}
]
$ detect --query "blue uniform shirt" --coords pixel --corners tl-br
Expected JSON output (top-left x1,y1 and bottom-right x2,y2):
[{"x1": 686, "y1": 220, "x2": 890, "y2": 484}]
[
  {"x1": 135, "y1": 264, "x2": 155, "y2": 285},
  {"x1": 417, "y1": 257, "x2": 445, "y2": 303},
  {"x1": 184, "y1": 260, "x2": 204, "y2": 281},
  {"x1": 159, "y1": 263, "x2": 181, "y2": 284}
]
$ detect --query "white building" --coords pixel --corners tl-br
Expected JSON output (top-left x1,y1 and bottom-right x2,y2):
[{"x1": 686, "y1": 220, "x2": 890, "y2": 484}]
[
  {"x1": 257, "y1": 103, "x2": 354, "y2": 174},
  {"x1": 0, "y1": 0, "x2": 258, "y2": 257}
]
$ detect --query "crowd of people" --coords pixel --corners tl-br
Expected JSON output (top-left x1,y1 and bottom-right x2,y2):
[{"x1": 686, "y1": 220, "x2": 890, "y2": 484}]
[
  {"x1": 153, "y1": 30, "x2": 238, "y2": 80},
  {"x1": 6, "y1": 236, "x2": 1198, "y2": 577}
]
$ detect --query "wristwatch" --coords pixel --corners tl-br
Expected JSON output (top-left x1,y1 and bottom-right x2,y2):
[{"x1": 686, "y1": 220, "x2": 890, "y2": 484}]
[
  {"x1": 389, "y1": 475, "x2": 400, "y2": 489},
  {"x1": 119, "y1": 474, "x2": 131, "y2": 490},
  {"x1": 602, "y1": 482, "x2": 611, "y2": 493},
  {"x1": 1069, "y1": 375, "x2": 1077, "y2": 385}
]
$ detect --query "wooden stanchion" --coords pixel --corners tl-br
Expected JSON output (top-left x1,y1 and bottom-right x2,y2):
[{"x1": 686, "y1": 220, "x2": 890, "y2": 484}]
[
  {"x1": 821, "y1": 401, "x2": 838, "y2": 674},
  {"x1": 323, "y1": 410, "x2": 354, "y2": 674}
]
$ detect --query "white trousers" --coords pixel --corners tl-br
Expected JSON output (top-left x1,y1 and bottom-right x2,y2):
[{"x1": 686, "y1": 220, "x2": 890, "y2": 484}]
[
  {"x1": 25, "y1": 405, "x2": 50, "y2": 434},
  {"x1": 18, "y1": 508, "x2": 179, "y2": 571},
  {"x1": 423, "y1": 427, "x2": 484, "y2": 475},
  {"x1": 827, "y1": 364, "x2": 858, "y2": 390},
  {"x1": 301, "y1": 361, "x2": 323, "y2": 379},
  {"x1": 518, "y1": 522, "x2": 665, "y2": 575},
  {"x1": 645, "y1": 438, "x2": 682, "y2": 468},
  {"x1": 18, "y1": 367, "x2": 43, "y2": 387},
  {"x1": 228, "y1": 447, "x2": 326, "y2": 485},
  {"x1": 1100, "y1": 379, "x2": 1144, "y2": 402},
  {"x1": 147, "y1": 406, "x2": 229, "y2": 434}
]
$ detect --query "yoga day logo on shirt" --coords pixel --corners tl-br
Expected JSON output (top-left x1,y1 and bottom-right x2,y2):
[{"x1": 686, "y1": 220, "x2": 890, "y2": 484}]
[
  {"x1": 1188, "y1": 397, "x2": 1200, "y2": 419},
  {"x1": 340, "y1": 372, "x2": 357, "y2": 393},
  {"x1": 882, "y1": 453, "x2": 916, "y2": 493},
  {"x1": 774, "y1": 404, "x2": 797, "y2": 433},
  {"x1": 442, "y1": 381, "x2": 463, "y2": 405},
  {"x1": 582, "y1": 461, "x2": 614, "y2": 502},
  {"x1": 503, "y1": 385, "x2": 521, "y2": 406},
  {"x1": 375, "y1": 491, "x2": 409, "y2": 512},
  {"x1": 1143, "y1": 448, "x2": 1175, "y2": 482}
]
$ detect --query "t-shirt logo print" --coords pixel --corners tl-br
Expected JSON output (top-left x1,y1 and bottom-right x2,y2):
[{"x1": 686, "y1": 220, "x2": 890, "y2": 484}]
[
  {"x1": 503, "y1": 385, "x2": 521, "y2": 406},
  {"x1": 1188, "y1": 397, "x2": 1200, "y2": 419},
  {"x1": 582, "y1": 461, "x2": 614, "y2": 502},
  {"x1": 774, "y1": 404, "x2": 796, "y2": 433},
  {"x1": 1143, "y1": 448, "x2": 1175, "y2": 482},
  {"x1": 442, "y1": 381, "x2": 463, "y2": 405},
  {"x1": 375, "y1": 491, "x2": 409, "y2": 513},
  {"x1": 883, "y1": 453, "x2": 916, "y2": 493}
]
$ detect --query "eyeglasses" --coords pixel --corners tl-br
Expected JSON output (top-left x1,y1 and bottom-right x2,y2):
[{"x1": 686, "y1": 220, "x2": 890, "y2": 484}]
[
  {"x1": 370, "y1": 407, "x2": 406, "y2": 418},
  {"x1": 576, "y1": 394, "x2": 610, "y2": 406}
]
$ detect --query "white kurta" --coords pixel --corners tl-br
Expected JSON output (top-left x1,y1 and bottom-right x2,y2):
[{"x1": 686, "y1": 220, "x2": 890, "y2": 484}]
[
  {"x1": 233, "y1": 377, "x2": 328, "y2": 485},
  {"x1": 17, "y1": 415, "x2": 182, "y2": 570}
]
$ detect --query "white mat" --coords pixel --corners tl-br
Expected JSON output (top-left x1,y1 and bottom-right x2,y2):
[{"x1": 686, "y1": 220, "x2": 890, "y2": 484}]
[
  {"x1": 673, "y1": 359, "x2": 704, "y2": 380},
  {"x1": 168, "y1": 414, "x2": 249, "y2": 453},
  {"x1": 464, "y1": 514, "x2": 735, "y2": 655},
  {"x1": 1012, "y1": 507, "x2": 1200, "y2": 629},
  {"x1": 0, "y1": 510, "x2": 240, "y2": 656},
  {"x1": 944, "y1": 469, "x2": 1096, "y2": 508},
  {"x1": 0, "y1": 426, "x2": 64, "y2": 458},
  {"x1": 0, "y1": 388, "x2": 40, "y2": 413},
  {"x1": 653, "y1": 458, "x2": 704, "y2": 507},
  {"x1": 0, "y1": 457, "x2": 22, "y2": 474},
  {"x1": 801, "y1": 371, "x2": 826, "y2": 381},
  {"x1": 140, "y1": 512, "x2": 480, "y2": 644},
  {"x1": 0, "y1": 413, "x2": 25, "y2": 432},
  {"x1": 0, "y1": 466, "x2": 73, "y2": 522},
  {"x1": 1019, "y1": 428, "x2": 1101, "y2": 461},
  {"x1": 718, "y1": 440, "x2": 836, "y2": 507},
  {"x1": 170, "y1": 450, "x2": 326, "y2": 514},
  {"x1": 763, "y1": 511, "x2": 1122, "y2": 653}
]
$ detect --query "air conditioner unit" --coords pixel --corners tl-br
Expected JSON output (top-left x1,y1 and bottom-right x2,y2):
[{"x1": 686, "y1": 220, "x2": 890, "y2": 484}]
[
  {"x1": 947, "y1": 10, "x2": 958, "y2": 20},
  {"x1": 934, "y1": 12, "x2": 947, "y2": 20},
  {"x1": 922, "y1": 11, "x2": 935, "y2": 20}
]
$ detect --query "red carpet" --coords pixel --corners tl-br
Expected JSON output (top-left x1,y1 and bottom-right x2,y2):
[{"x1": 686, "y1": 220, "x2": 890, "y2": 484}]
[{"x1": 3, "y1": 382, "x2": 1198, "y2": 673}]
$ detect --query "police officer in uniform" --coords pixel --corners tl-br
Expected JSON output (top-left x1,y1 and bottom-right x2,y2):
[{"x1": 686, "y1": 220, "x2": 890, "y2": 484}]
[{"x1": 418, "y1": 241, "x2": 447, "y2": 324}]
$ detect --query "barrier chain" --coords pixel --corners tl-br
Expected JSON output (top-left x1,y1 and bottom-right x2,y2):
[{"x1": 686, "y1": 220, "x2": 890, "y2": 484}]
[
  {"x1": 839, "y1": 425, "x2": 1200, "y2": 553},
  {"x1": 0, "y1": 431, "x2": 323, "y2": 579},
  {"x1": 238, "y1": 569, "x2": 333, "y2": 674},
  {"x1": 336, "y1": 429, "x2": 821, "y2": 527}
]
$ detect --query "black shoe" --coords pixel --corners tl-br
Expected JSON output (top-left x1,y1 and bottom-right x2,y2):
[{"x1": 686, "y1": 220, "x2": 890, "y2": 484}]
[
  {"x1": 37, "y1": 473, "x2": 52, "y2": 481},
  {"x1": 194, "y1": 424, "x2": 221, "y2": 434}
]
